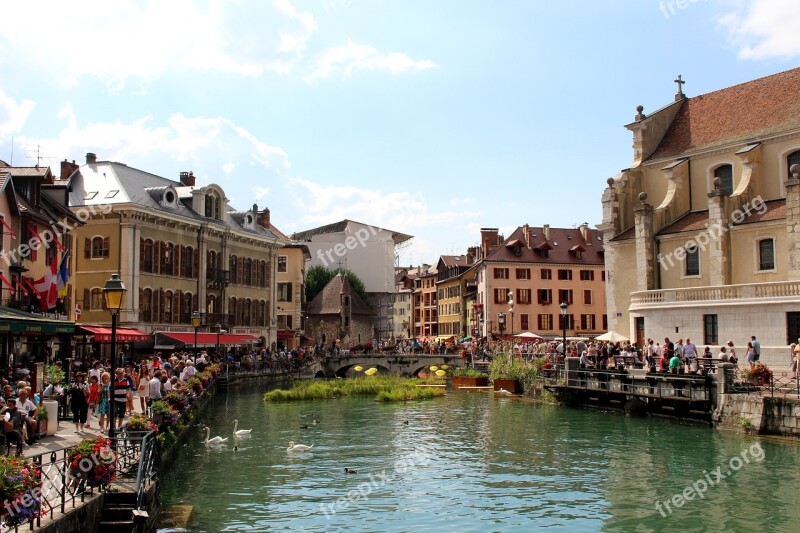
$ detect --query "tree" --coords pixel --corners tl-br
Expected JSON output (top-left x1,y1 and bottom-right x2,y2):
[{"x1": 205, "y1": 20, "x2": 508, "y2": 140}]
[{"x1": 305, "y1": 266, "x2": 370, "y2": 306}]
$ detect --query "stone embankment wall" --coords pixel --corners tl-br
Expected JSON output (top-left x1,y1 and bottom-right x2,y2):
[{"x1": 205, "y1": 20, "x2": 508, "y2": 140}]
[{"x1": 714, "y1": 394, "x2": 800, "y2": 437}]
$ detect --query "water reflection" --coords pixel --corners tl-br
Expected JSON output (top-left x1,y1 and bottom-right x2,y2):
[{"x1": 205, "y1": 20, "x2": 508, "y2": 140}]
[{"x1": 160, "y1": 386, "x2": 800, "y2": 532}]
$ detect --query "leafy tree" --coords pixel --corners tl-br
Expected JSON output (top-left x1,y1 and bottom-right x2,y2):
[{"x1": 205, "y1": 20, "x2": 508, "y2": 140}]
[{"x1": 305, "y1": 265, "x2": 370, "y2": 306}]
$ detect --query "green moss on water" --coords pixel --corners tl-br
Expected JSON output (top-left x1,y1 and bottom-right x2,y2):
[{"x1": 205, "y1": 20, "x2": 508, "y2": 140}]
[{"x1": 263, "y1": 376, "x2": 445, "y2": 402}]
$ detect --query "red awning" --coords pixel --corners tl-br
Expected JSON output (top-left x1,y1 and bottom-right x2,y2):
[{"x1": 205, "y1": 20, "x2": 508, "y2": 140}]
[
  {"x1": 77, "y1": 326, "x2": 151, "y2": 342},
  {"x1": 157, "y1": 332, "x2": 259, "y2": 346},
  {"x1": 277, "y1": 330, "x2": 294, "y2": 340}
]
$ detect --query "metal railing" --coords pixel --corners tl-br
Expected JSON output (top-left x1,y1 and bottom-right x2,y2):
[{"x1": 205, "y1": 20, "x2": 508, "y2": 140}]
[{"x1": 729, "y1": 371, "x2": 800, "y2": 398}]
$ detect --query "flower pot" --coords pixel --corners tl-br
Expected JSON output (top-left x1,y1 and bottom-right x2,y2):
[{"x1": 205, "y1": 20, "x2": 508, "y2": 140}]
[
  {"x1": 44, "y1": 400, "x2": 59, "y2": 436},
  {"x1": 493, "y1": 379, "x2": 522, "y2": 394},
  {"x1": 36, "y1": 419, "x2": 48, "y2": 439},
  {"x1": 452, "y1": 376, "x2": 488, "y2": 389}
]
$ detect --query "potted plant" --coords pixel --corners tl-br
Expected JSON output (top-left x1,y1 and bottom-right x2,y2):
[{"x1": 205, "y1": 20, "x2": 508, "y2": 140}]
[
  {"x1": 451, "y1": 367, "x2": 489, "y2": 389},
  {"x1": 42, "y1": 364, "x2": 65, "y2": 437},
  {"x1": 67, "y1": 437, "x2": 116, "y2": 490},
  {"x1": 35, "y1": 404, "x2": 48, "y2": 439},
  {"x1": 489, "y1": 352, "x2": 523, "y2": 394},
  {"x1": 149, "y1": 400, "x2": 171, "y2": 427},
  {"x1": 0, "y1": 456, "x2": 43, "y2": 527},
  {"x1": 740, "y1": 363, "x2": 773, "y2": 386}
]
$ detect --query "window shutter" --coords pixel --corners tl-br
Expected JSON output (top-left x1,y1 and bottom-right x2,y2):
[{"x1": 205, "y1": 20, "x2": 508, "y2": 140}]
[
  {"x1": 159, "y1": 289, "x2": 165, "y2": 323},
  {"x1": 83, "y1": 288, "x2": 90, "y2": 308},
  {"x1": 139, "y1": 239, "x2": 145, "y2": 270},
  {"x1": 103, "y1": 237, "x2": 110, "y2": 257},
  {"x1": 193, "y1": 250, "x2": 199, "y2": 280},
  {"x1": 179, "y1": 246, "x2": 186, "y2": 277},
  {"x1": 174, "y1": 290, "x2": 181, "y2": 323},
  {"x1": 84, "y1": 238, "x2": 91, "y2": 259},
  {"x1": 153, "y1": 242, "x2": 160, "y2": 274}
]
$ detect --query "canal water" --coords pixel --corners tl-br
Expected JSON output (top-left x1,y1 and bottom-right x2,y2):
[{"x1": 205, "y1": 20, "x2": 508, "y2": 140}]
[{"x1": 161, "y1": 384, "x2": 800, "y2": 532}]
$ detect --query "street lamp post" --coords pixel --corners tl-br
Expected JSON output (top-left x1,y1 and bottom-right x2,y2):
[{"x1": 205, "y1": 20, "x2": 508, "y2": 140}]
[
  {"x1": 560, "y1": 301, "x2": 568, "y2": 359},
  {"x1": 507, "y1": 291, "x2": 514, "y2": 337},
  {"x1": 498, "y1": 312, "x2": 505, "y2": 337},
  {"x1": 215, "y1": 323, "x2": 222, "y2": 356},
  {"x1": 192, "y1": 312, "x2": 202, "y2": 355},
  {"x1": 103, "y1": 274, "x2": 127, "y2": 447}
]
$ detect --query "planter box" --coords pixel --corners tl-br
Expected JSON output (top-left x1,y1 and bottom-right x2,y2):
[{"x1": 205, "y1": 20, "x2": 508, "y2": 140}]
[
  {"x1": 493, "y1": 379, "x2": 522, "y2": 394},
  {"x1": 36, "y1": 419, "x2": 48, "y2": 438},
  {"x1": 452, "y1": 376, "x2": 489, "y2": 389}
]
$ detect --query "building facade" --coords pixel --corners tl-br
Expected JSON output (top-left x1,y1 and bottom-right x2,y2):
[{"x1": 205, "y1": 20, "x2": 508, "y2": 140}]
[
  {"x1": 600, "y1": 68, "x2": 800, "y2": 365},
  {"x1": 67, "y1": 153, "x2": 286, "y2": 355},
  {"x1": 276, "y1": 243, "x2": 311, "y2": 349},
  {"x1": 435, "y1": 254, "x2": 475, "y2": 339}
]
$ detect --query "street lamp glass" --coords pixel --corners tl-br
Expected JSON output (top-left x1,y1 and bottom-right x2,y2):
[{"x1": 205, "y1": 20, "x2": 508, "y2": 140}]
[
  {"x1": 191, "y1": 312, "x2": 202, "y2": 328},
  {"x1": 102, "y1": 274, "x2": 127, "y2": 313},
  {"x1": 560, "y1": 302, "x2": 568, "y2": 316}
]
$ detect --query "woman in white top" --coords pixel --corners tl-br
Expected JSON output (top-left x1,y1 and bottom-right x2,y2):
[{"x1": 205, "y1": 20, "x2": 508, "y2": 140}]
[{"x1": 137, "y1": 364, "x2": 150, "y2": 412}]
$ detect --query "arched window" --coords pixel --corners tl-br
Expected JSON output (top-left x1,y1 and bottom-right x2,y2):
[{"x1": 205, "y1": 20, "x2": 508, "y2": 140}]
[
  {"x1": 208, "y1": 250, "x2": 216, "y2": 271},
  {"x1": 243, "y1": 299, "x2": 252, "y2": 326},
  {"x1": 164, "y1": 291, "x2": 174, "y2": 323},
  {"x1": 185, "y1": 246, "x2": 194, "y2": 278},
  {"x1": 244, "y1": 258, "x2": 252, "y2": 286},
  {"x1": 141, "y1": 239, "x2": 154, "y2": 272},
  {"x1": 207, "y1": 295, "x2": 216, "y2": 315},
  {"x1": 162, "y1": 243, "x2": 175, "y2": 276},
  {"x1": 91, "y1": 236, "x2": 109, "y2": 258},
  {"x1": 260, "y1": 300, "x2": 267, "y2": 326},
  {"x1": 140, "y1": 288, "x2": 152, "y2": 322},
  {"x1": 229, "y1": 297, "x2": 238, "y2": 326},
  {"x1": 230, "y1": 255, "x2": 238, "y2": 284},
  {"x1": 788, "y1": 150, "x2": 800, "y2": 177},
  {"x1": 183, "y1": 292, "x2": 193, "y2": 323},
  {"x1": 259, "y1": 261, "x2": 267, "y2": 288},
  {"x1": 714, "y1": 164, "x2": 734, "y2": 196}
]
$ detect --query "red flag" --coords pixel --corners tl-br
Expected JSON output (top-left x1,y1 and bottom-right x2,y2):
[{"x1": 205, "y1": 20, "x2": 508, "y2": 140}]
[{"x1": 33, "y1": 256, "x2": 58, "y2": 311}]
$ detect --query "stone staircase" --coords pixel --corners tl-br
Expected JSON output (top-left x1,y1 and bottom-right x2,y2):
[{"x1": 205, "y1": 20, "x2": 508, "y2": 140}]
[{"x1": 99, "y1": 491, "x2": 138, "y2": 533}]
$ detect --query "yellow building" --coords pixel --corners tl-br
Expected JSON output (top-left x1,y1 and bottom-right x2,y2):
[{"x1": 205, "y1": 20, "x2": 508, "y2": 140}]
[
  {"x1": 601, "y1": 68, "x2": 800, "y2": 365},
  {"x1": 276, "y1": 243, "x2": 311, "y2": 349},
  {"x1": 435, "y1": 255, "x2": 475, "y2": 339},
  {"x1": 67, "y1": 153, "x2": 286, "y2": 357}
]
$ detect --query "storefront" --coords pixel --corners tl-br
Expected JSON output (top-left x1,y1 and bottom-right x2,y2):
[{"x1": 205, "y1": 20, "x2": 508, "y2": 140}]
[{"x1": 0, "y1": 305, "x2": 76, "y2": 379}]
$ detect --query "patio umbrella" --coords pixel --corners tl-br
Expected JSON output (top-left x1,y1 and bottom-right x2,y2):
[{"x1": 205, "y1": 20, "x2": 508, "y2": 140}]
[
  {"x1": 513, "y1": 332, "x2": 544, "y2": 340},
  {"x1": 595, "y1": 331, "x2": 629, "y2": 343}
]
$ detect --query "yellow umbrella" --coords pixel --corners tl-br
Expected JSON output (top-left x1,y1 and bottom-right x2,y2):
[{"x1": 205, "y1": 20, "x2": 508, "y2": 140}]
[
  {"x1": 354, "y1": 366, "x2": 364, "y2": 372},
  {"x1": 440, "y1": 364, "x2": 450, "y2": 370},
  {"x1": 429, "y1": 365, "x2": 439, "y2": 372},
  {"x1": 365, "y1": 368, "x2": 378, "y2": 376},
  {"x1": 435, "y1": 369, "x2": 447, "y2": 377}
]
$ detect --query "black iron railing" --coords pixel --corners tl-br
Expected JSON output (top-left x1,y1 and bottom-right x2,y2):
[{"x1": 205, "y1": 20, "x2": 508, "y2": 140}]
[{"x1": 729, "y1": 371, "x2": 800, "y2": 398}]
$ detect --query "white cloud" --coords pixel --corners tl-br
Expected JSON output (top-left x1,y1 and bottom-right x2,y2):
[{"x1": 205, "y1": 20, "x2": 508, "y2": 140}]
[
  {"x1": 0, "y1": 90, "x2": 35, "y2": 138},
  {"x1": 719, "y1": 0, "x2": 800, "y2": 59},
  {"x1": 0, "y1": 0, "x2": 319, "y2": 89},
  {"x1": 305, "y1": 40, "x2": 437, "y2": 82},
  {"x1": 449, "y1": 197, "x2": 475, "y2": 207},
  {"x1": 253, "y1": 186, "x2": 271, "y2": 201}
]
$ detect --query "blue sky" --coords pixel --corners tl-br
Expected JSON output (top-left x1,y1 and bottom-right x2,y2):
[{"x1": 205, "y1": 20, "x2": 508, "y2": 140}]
[{"x1": 1, "y1": 0, "x2": 799, "y2": 265}]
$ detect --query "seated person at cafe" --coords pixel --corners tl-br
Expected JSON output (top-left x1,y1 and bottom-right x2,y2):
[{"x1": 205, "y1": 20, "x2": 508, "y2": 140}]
[
  {"x1": 15, "y1": 389, "x2": 38, "y2": 444},
  {"x1": 3, "y1": 399, "x2": 26, "y2": 456},
  {"x1": 669, "y1": 351, "x2": 683, "y2": 373}
]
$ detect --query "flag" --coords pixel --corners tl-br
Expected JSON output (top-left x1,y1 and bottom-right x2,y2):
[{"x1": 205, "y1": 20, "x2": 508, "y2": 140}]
[
  {"x1": 33, "y1": 256, "x2": 58, "y2": 311},
  {"x1": 57, "y1": 251, "x2": 70, "y2": 297}
]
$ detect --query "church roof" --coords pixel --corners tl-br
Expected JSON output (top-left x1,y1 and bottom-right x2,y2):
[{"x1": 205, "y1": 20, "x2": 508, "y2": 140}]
[
  {"x1": 649, "y1": 67, "x2": 800, "y2": 161},
  {"x1": 657, "y1": 211, "x2": 710, "y2": 235},
  {"x1": 307, "y1": 273, "x2": 373, "y2": 316}
]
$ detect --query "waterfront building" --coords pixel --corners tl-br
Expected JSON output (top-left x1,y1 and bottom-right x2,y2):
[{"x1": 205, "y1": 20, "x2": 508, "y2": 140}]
[
  {"x1": 65, "y1": 153, "x2": 286, "y2": 357},
  {"x1": 435, "y1": 253, "x2": 477, "y2": 339},
  {"x1": 291, "y1": 220, "x2": 412, "y2": 340},
  {"x1": 306, "y1": 272, "x2": 373, "y2": 347},
  {"x1": 600, "y1": 68, "x2": 800, "y2": 365},
  {"x1": 475, "y1": 225, "x2": 607, "y2": 339},
  {"x1": 0, "y1": 160, "x2": 79, "y2": 368},
  {"x1": 276, "y1": 243, "x2": 311, "y2": 350},
  {"x1": 412, "y1": 264, "x2": 438, "y2": 339}
]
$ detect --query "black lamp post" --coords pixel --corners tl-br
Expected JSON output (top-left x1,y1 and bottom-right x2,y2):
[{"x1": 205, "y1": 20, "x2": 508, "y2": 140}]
[
  {"x1": 103, "y1": 274, "x2": 126, "y2": 446},
  {"x1": 215, "y1": 323, "x2": 223, "y2": 356},
  {"x1": 560, "y1": 301, "x2": 568, "y2": 358},
  {"x1": 508, "y1": 291, "x2": 514, "y2": 337},
  {"x1": 498, "y1": 312, "x2": 505, "y2": 337},
  {"x1": 192, "y1": 312, "x2": 202, "y2": 355}
]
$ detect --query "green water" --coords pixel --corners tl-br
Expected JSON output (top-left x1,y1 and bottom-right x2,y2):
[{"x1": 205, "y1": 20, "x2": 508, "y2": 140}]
[{"x1": 160, "y1": 385, "x2": 800, "y2": 532}]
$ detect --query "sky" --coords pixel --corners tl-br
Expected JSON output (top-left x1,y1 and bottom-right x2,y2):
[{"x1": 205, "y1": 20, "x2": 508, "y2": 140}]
[{"x1": 1, "y1": 0, "x2": 799, "y2": 266}]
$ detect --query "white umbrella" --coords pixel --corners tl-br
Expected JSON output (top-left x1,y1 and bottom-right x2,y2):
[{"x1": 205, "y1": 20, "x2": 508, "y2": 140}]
[
  {"x1": 513, "y1": 332, "x2": 544, "y2": 340},
  {"x1": 595, "y1": 331, "x2": 629, "y2": 343}
]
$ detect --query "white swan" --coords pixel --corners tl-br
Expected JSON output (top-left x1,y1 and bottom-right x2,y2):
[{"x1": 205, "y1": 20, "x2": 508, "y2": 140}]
[
  {"x1": 496, "y1": 388, "x2": 513, "y2": 395},
  {"x1": 233, "y1": 419, "x2": 252, "y2": 437},
  {"x1": 287, "y1": 441, "x2": 313, "y2": 452},
  {"x1": 203, "y1": 427, "x2": 228, "y2": 445}
]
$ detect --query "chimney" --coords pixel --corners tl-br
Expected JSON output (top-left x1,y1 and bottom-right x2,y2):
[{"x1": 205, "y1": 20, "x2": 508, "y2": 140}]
[
  {"x1": 480, "y1": 228, "x2": 499, "y2": 258},
  {"x1": 257, "y1": 207, "x2": 271, "y2": 228},
  {"x1": 60, "y1": 159, "x2": 78, "y2": 181},
  {"x1": 523, "y1": 224, "x2": 531, "y2": 249},
  {"x1": 86, "y1": 153, "x2": 97, "y2": 164},
  {"x1": 179, "y1": 171, "x2": 196, "y2": 186},
  {"x1": 252, "y1": 203, "x2": 258, "y2": 213},
  {"x1": 543, "y1": 224, "x2": 550, "y2": 240},
  {"x1": 579, "y1": 222, "x2": 589, "y2": 242}
]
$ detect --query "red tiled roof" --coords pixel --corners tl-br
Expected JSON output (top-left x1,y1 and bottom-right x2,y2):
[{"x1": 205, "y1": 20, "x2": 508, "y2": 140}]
[
  {"x1": 485, "y1": 226, "x2": 604, "y2": 265},
  {"x1": 307, "y1": 273, "x2": 372, "y2": 315},
  {"x1": 733, "y1": 199, "x2": 785, "y2": 225},
  {"x1": 649, "y1": 67, "x2": 800, "y2": 161},
  {"x1": 657, "y1": 211, "x2": 709, "y2": 235}
]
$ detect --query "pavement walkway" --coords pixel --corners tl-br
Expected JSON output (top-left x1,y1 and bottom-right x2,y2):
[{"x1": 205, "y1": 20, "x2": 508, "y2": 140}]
[{"x1": 22, "y1": 400, "x2": 147, "y2": 458}]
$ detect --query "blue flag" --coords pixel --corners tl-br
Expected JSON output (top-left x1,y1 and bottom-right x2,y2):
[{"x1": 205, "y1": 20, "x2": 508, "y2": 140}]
[{"x1": 56, "y1": 250, "x2": 70, "y2": 295}]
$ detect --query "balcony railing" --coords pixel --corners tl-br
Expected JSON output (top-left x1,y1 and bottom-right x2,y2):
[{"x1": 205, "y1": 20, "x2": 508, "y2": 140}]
[
  {"x1": 205, "y1": 313, "x2": 236, "y2": 328},
  {"x1": 630, "y1": 280, "x2": 800, "y2": 307},
  {"x1": 207, "y1": 268, "x2": 230, "y2": 289}
]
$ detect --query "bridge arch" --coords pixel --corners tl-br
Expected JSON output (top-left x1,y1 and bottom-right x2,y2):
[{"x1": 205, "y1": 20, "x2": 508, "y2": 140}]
[{"x1": 334, "y1": 363, "x2": 392, "y2": 378}]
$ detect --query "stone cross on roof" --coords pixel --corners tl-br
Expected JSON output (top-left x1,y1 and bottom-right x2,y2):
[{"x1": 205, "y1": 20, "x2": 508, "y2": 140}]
[{"x1": 675, "y1": 74, "x2": 686, "y2": 101}]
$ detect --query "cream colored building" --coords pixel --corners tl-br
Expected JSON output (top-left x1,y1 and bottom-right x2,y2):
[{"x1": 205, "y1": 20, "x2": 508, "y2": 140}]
[
  {"x1": 276, "y1": 243, "x2": 311, "y2": 349},
  {"x1": 67, "y1": 153, "x2": 286, "y2": 355},
  {"x1": 600, "y1": 68, "x2": 800, "y2": 365}
]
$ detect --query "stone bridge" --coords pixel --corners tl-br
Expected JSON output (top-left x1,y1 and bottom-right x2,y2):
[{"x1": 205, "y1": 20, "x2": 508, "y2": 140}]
[{"x1": 306, "y1": 353, "x2": 467, "y2": 378}]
